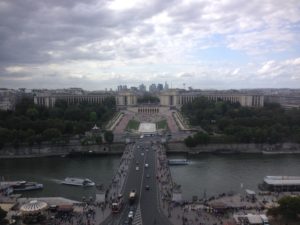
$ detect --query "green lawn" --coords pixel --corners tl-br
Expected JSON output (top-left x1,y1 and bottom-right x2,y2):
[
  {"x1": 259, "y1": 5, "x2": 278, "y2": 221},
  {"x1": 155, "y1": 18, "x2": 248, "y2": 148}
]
[
  {"x1": 126, "y1": 120, "x2": 140, "y2": 130},
  {"x1": 156, "y1": 120, "x2": 169, "y2": 130}
]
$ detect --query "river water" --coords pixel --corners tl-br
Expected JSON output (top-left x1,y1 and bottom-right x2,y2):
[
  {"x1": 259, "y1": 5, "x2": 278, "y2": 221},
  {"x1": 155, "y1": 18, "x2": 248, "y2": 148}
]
[
  {"x1": 169, "y1": 153, "x2": 300, "y2": 200},
  {"x1": 1, "y1": 153, "x2": 300, "y2": 201}
]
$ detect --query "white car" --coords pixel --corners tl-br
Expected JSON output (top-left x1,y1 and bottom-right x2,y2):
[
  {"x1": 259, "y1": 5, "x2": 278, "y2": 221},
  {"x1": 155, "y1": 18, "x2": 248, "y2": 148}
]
[
  {"x1": 145, "y1": 164, "x2": 149, "y2": 168},
  {"x1": 136, "y1": 166, "x2": 139, "y2": 171}
]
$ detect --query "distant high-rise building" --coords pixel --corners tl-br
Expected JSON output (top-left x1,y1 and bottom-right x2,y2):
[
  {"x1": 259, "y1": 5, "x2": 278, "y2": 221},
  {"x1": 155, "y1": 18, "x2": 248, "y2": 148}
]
[
  {"x1": 164, "y1": 82, "x2": 169, "y2": 90},
  {"x1": 117, "y1": 85, "x2": 128, "y2": 91},
  {"x1": 157, "y1": 83, "x2": 164, "y2": 92},
  {"x1": 149, "y1": 84, "x2": 157, "y2": 93},
  {"x1": 139, "y1": 83, "x2": 146, "y2": 92},
  {"x1": 130, "y1": 86, "x2": 138, "y2": 92}
]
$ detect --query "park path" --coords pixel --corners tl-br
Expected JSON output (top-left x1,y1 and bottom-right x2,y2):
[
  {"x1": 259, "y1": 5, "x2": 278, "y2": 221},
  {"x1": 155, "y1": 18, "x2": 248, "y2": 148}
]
[
  {"x1": 113, "y1": 112, "x2": 134, "y2": 134},
  {"x1": 165, "y1": 111, "x2": 179, "y2": 133}
]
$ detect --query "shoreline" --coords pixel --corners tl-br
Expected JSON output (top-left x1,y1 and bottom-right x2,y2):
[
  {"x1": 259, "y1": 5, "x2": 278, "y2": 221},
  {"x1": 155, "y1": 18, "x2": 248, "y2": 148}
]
[{"x1": 1, "y1": 141, "x2": 300, "y2": 159}]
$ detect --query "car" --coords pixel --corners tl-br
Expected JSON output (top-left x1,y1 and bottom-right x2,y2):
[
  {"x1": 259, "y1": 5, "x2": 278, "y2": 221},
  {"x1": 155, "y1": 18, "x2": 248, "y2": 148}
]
[
  {"x1": 136, "y1": 166, "x2": 139, "y2": 171},
  {"x1": 145, "y1": 163, "x2": 149, "y2": 168},
  {"x1": 145, "y1": 185, "x2": 150, "y2": 190},
  {"x1": 141, "y1": 153, "x2": 144, "y2": 156},
  {"x1": 146, "y1": 174, "x2": 150, "y2": 178},
  {"x1": 128, "y1": 210, "x2": 134, "y2": 220},
  {"x1": 123, "y1": 219, "x2": 129, "y2": 225}
]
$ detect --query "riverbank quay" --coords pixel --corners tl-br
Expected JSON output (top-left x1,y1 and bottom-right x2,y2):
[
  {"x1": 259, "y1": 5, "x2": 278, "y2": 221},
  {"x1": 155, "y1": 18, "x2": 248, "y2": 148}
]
[
  {"x1": 0, "y1": 142, "x2": 125, "y2": 159},
  {"x1": 167, "y1": 142, "x2": 300, "y2": 154},
  {"x1": 1, "y1": 191, "x2": 108, "y2": 225},
  {"x1": 2, "y1": 141, "x2": 300, "y2": 159}
]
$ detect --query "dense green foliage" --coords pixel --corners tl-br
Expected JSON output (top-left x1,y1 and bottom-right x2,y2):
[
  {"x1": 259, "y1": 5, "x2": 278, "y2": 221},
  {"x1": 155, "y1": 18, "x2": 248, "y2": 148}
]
[
  {"x1": 268, "y1": 196, "x2": 300, "y2": 221},
  {"x1": 184, "y1": 132, "x2": 210, "y2": 147},
  {"x1": 182, "y1": 97, "x2": 300, "y2": 144},
  {"x1": 156, "y1": 120, "x2": 168, "y2": 130},
  {"x1": 0, "y1": 207, "x2": 8, "y2": 225},
  {"x1": 0, "y1": 97, "x2": 116, "y2": 148},
  {"x1": 104, "y1": 130, "x2": 114, "y2": 144},
  {"x1": 137, "y1": 94, "x2": 160, "y2": 104},
  {"x1": 126, "y1": 120, "x2": 140, "y2": 130}
]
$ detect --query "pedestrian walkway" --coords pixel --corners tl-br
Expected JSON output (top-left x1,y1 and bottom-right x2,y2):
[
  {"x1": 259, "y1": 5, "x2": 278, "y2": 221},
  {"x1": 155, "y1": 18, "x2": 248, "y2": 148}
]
[
  {"x1": 132, "y1": 204, "x2": 143, "y2": 225},
  {"x1": 114, "y1": 112, "x2": 134, "y2": 134},
  {"x1": 96, "y1": 144, "x2": 135, "y2": 225},
  {"x1": 165, "y1": 111, "x2": 179, "y2": 133}
]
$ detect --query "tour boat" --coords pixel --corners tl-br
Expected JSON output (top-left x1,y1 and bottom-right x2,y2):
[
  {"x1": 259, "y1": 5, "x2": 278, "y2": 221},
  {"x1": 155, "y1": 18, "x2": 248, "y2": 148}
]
[
  {"x1": 258, "y1": 176, "x2": 300, "y2": 192},
  {"x1": 61, "y1": 177, "x2": 95, "y2": 187},
  {"x1": 168, "y1": 159, "x2": 189, "y2": 165},
  {"x1": 12, "y1": 181, "x2": 44, "y2": 192}
]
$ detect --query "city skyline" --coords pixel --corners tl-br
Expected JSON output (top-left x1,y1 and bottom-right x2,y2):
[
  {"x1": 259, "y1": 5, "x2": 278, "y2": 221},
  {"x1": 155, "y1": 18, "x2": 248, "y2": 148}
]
[{"x1": 0, "y1": 0, "x2": 300, "y2": 90}]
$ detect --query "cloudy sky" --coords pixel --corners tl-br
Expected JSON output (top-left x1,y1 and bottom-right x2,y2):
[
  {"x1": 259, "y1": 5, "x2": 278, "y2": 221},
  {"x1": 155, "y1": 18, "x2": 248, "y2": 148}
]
[{"x1": 1, "y1": 0, "x2": 300, "y2": 90}]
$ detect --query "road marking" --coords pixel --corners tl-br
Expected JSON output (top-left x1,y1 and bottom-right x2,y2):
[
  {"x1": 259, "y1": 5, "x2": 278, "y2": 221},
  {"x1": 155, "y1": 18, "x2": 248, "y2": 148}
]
[
  {"x1": 132, "y1": 204, "x2": 143, "y2": 225},
  {"x1": 138, "y1": 147, "x2": 146, "y2": 204}
]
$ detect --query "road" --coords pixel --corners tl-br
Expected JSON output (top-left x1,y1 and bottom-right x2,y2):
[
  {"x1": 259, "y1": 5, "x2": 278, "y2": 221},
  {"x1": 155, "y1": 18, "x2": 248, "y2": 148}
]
[{"x1": 106, "y1": 137, "x2": 172, "y2": 225}]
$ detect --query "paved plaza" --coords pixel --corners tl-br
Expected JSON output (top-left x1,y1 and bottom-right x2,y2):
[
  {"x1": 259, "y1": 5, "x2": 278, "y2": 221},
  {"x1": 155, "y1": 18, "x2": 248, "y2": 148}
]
[{"x1": 138, "y1": 122, "x2": 156, "y2": 133}]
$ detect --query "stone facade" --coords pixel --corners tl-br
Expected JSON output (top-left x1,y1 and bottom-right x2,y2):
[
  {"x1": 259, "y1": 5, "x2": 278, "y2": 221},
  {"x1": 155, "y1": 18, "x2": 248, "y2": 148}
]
[
  {"x1": 115, "y1": 91, "x2": 137, "y2": 107},
  {"x1": 159, "y1": 90, "x2": 264, "y2": 108},
  {"x1": 34, "y1": 89, "x2": 264, "y2": 108},
  {"x1": 34, "y1": 93, "x2": 114, "y2": 108}
]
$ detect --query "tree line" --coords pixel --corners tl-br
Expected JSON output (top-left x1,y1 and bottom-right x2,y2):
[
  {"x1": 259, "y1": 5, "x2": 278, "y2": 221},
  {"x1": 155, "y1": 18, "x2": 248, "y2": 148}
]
[
  {"x1": 0, "y1": 97, "x2": 116, "y2": 149},
  {"x1": 182, "y1": 97, "x2": 300, "y2": 147}
]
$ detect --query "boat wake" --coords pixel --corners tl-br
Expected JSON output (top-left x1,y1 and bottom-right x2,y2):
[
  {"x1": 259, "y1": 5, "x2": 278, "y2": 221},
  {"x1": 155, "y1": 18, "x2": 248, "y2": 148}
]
[{"x1": 48, "y1": 178, "x2": 63, "y2": 184}]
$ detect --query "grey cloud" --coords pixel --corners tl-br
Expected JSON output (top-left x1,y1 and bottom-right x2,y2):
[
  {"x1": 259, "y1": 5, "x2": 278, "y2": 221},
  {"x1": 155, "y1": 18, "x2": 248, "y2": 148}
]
[
  {"x1": 0, "y1": 0, "x2": 299, "y2": 89},
  {"x1": 178, "y1": 72, "x2": 195, "y2": 78},
  {"x1": 0, "y1": 0, "x2": 173, "y2": 65}
]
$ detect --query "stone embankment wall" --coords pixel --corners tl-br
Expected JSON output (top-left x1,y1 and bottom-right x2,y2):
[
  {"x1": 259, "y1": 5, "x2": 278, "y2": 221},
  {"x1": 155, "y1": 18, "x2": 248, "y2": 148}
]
[
  {"x1": 0, "y1": 143, "x2": 126, "y2": 158},
  {"x1": 166, "y1": 142, "x2": 300, "y2": 154}
]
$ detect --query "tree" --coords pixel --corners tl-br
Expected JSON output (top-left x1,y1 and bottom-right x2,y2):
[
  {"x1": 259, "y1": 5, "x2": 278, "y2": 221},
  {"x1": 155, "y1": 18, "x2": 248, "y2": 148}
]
[
  {"x1": 194, "y1": 132, "x2": 210, "y2": 145},
  {"x1": 95, "y1": 135, "x2": 102, "y2": 145},
  {"x1": 15, "y1": 97, "x2": 34, "y2": 115},
  {"x1": 26, "y1": 107, "x2": 39, "y2": 120},
  {"x1": 64, "y1": 122, "x2": 74, "y2": 134},
  {"x1": 42, "y1": 128, "x2": 62, "y2": 143},
  {"x1": 268, "y1": 196, "x2": 300, "y2": 221},
  {"x1": 278, "y1": 196, "x2": 300, "y2": 220},
  {"x1": 89, "y1": 111, "x2": 97, "y2": 122},
  {"x1": 0, "y1": 128, "x2": 11, "y2": 146},
  {"x1": 24, "y1": 129, "x2": 35, "y2": 147},
  {"x1": 104, "y1": 131, "x2": 114, "y2": 144},
  {"x1": 0, "y1": 206, "x2": 8, "y2": 225},
  {"x1": 184, "y1": 136, "x2": 197, "y2": 148}
]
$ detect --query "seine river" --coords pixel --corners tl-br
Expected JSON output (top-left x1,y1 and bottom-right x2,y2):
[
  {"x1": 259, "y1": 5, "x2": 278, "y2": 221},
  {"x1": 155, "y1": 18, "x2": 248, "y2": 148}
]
[{"x1": 1, "y1": 153, "x2": 300, "y2": 201}]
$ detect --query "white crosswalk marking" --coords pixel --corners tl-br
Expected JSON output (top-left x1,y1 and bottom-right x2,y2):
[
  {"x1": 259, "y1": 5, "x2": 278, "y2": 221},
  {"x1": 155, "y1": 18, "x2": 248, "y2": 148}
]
[{"x1": 132, "y1": 204, "x2": 143, "y2": 225}]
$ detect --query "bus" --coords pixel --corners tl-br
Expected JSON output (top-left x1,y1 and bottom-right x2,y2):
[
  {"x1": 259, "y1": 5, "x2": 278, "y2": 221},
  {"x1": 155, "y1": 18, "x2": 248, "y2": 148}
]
[{"x1": 112, "y1": 194, "x2": 123, "y2": 213}]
